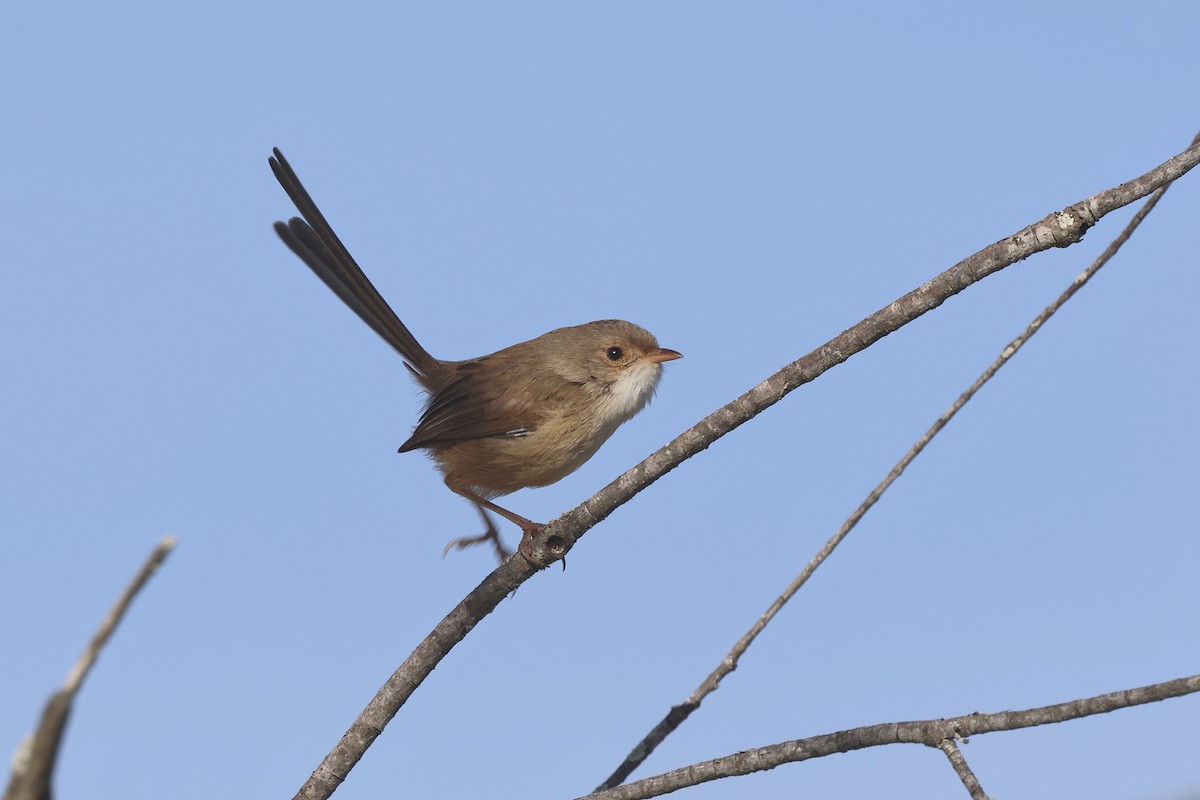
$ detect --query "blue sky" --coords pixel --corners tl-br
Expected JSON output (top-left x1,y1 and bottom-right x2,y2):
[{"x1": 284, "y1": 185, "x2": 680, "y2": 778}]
[{"x1": 3, "y1": 3, "x2": 1198, "y2": 799}]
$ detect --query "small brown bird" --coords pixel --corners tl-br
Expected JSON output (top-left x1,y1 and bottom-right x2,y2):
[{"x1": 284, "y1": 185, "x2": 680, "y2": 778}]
[{"x1": 269, "y1": 149, "x2": 681, "y2": 560}]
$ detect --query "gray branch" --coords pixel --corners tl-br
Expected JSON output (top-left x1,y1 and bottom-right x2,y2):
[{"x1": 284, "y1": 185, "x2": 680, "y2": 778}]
[
  {"x1": 291, "y1": 137, "x2": 1200, "y2": 800},
  {"x1": 594, "y1": 131, "x2": 1197, "y2": 790},
  {"x1": 577, "y1": 674, "x2": 1200, "y2": 800},
  {"x1": 4, "y1": 536, "x2": 177, "y2": 800},
  {"x1": 939, "y1": 739, "x2": 990, "y2": 800}
]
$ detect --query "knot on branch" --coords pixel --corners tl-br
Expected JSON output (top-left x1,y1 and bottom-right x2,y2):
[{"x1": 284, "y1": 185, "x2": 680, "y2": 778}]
[
  {"x1": 519, "y1": 526, "x2": 569, "y2": 570},
  {"x1": 1032, "y1": 203, "x2": 1096, "y2": 248}
]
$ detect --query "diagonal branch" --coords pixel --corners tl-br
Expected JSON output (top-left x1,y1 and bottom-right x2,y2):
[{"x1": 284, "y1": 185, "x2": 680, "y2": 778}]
[
  {"x1": 523, "y1": 135, "x2": 1200, "y2": 565},
  {"x1": 291, "y1": 137, "x2": 1200, "y2": 800},
  {"x1": 594, "y1": 131, "x2": 1196, "y2": 790},
  {"x1": 938, "y1": 739, "x2": 990, "y2": 800},
  {"x1": 577, "y1": 674, "x2": 1200, "y2": 800},
  {"x1": 4, "y1": 536, "x2": 177, "y2": 800}
]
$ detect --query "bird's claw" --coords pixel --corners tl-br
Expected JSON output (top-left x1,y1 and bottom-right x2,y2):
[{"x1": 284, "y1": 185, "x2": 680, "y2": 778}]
[{"x1": 442, "y1": 530, "x2": 513, "y2": 562}]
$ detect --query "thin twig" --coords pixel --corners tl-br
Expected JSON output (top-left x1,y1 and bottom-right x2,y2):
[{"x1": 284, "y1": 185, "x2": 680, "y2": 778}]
[
  {"x1": 577, "y1": 674, "x2": 1200, "y2": 800},
  {"x1": 594, "y1": 132, "x2": 1193, "y2": 790},
  {"x1": 4, "y1": 536, "x2": 177, "y2": 800},
  {"x1": 63, "y1": 536, "x2": 178, "y2": 693},
  {"x1": 292, "y1": 138, "x2": 1200, "y2": 800},
  {"x1": 938, "y1": 739, "x2": 989, "y2": 800}
]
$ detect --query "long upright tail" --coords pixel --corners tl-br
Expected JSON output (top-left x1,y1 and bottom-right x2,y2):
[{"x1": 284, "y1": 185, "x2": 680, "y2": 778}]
[{"x1": 269, "y1": 148, "x2": 440, "y2": 379}]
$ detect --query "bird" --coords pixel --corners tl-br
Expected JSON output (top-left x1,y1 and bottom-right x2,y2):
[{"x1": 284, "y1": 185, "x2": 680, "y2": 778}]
[{"x1": 268, "y1": 148, "x2": 681, "y2": 561}]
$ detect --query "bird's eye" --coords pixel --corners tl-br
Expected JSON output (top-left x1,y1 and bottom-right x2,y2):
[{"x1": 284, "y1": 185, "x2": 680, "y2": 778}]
[{"x1": 606, "y1": 346, "x2": 624, "y2": 361}]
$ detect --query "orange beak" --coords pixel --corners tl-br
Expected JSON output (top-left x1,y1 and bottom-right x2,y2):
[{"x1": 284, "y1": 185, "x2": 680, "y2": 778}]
[{"x1": 646, "y1": 347, "x2": 683, "y2": 364}]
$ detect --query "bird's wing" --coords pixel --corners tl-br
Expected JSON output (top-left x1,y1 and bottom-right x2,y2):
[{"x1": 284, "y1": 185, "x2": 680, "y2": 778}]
[{"x1": 399, "y1": 357, "x2": 561, "y2": 451}]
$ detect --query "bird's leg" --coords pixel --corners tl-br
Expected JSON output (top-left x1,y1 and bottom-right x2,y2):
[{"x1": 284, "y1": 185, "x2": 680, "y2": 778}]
[
  {"x1": 441, "y1": 505, "x2": 513, "y2": 562},
  {"x1": 443, "y1": 479, "x2": 545, "y2": 563}
]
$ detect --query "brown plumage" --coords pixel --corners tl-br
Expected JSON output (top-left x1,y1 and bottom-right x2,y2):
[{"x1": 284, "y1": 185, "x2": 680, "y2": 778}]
[{"x1": 269, "y1": 148, "x2": 681, "y2": 560}]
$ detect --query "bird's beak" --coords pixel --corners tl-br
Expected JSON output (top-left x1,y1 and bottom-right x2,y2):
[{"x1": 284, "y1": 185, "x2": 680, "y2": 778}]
[{"x1": 646, "y1": 347, "x2": 683, "y2": 364}]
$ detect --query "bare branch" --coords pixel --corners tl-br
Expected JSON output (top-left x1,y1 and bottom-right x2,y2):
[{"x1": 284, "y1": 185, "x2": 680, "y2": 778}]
[
  {"x1": 577, "y1": 674, "x2": 1200, "y2": 800},
  {"x1": 594, "y1": 131, "x2": 1196, "y2": 790},
  {"x1": 524, "y1": 136, "x2": 1200, "y2": 566},
  {"x1": 938, "y1": 739, "x2": 989, "y2": 800},
  {"x1": 63, "y1": 536, "x2": 178, "y2": 694},
  {"x1": 4, "y1": 536, "x2": 177, "y2": 800},
  {"x1": 291, "y1": 138, "x2": 1200, "y2": 800},
  {"x1": 292, "y1": 559, "x2": 530, "y2": 800}
]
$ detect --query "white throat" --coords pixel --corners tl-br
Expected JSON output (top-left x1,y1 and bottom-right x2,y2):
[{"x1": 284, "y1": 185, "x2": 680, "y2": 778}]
[{"x1": 597, "y1": 361, "x2": 663, "y2": 429}]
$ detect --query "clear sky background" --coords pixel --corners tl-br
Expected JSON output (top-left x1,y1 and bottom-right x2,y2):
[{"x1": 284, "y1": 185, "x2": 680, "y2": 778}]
[{"x1": 3, "y1": 3, "x2": 1198, "y2": 799}]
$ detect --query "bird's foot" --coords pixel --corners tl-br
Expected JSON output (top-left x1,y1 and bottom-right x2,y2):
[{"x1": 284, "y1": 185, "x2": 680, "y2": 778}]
[
  {"x1": 516, "y1": 523, "x2": 566, "y2": 571},
  {"x1": 442, "y1": 529, "x2": 513, "y2": 563}
]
